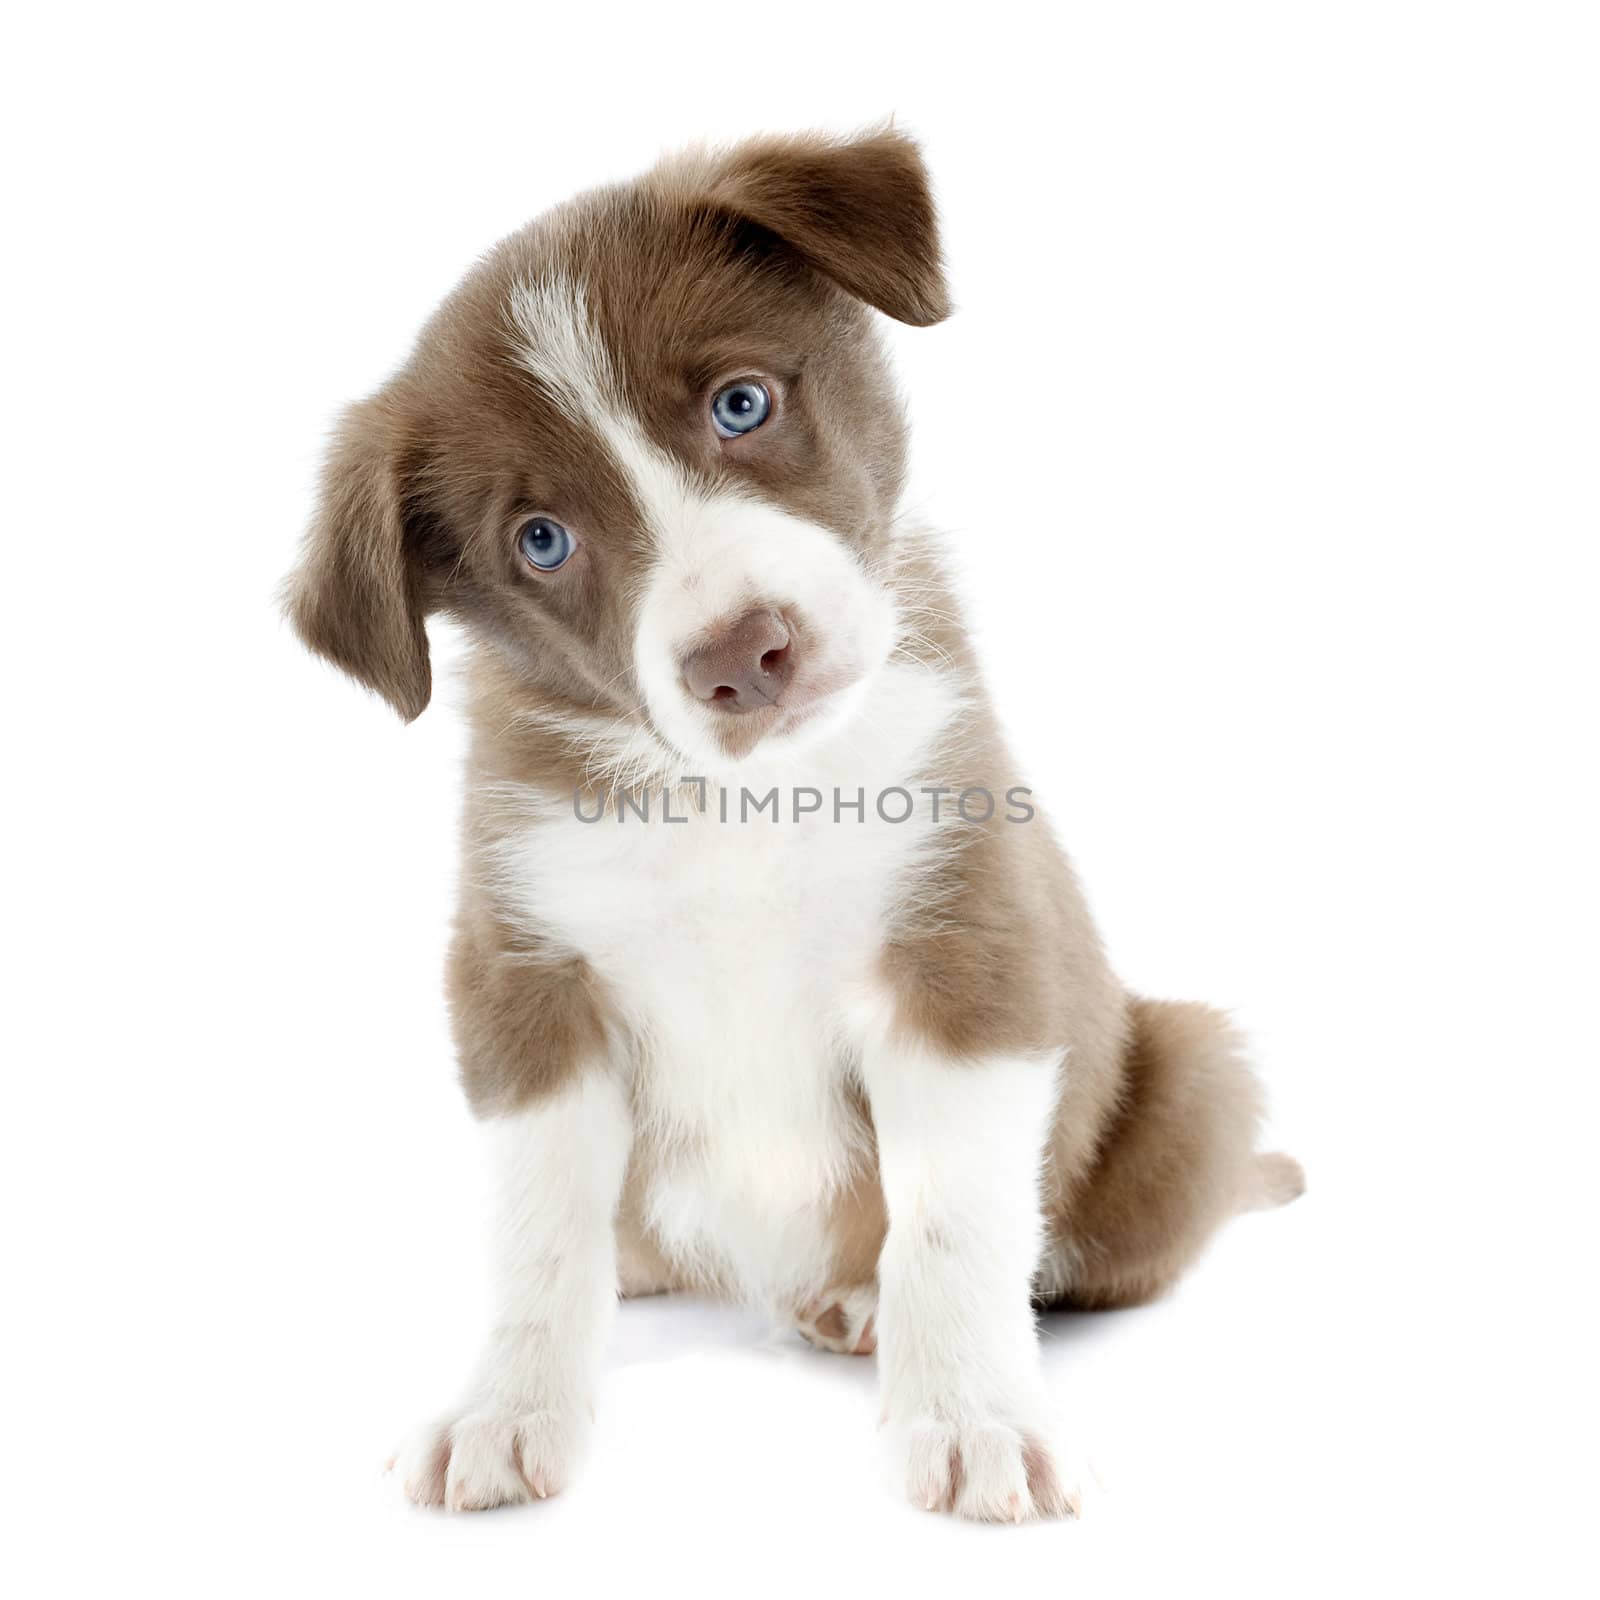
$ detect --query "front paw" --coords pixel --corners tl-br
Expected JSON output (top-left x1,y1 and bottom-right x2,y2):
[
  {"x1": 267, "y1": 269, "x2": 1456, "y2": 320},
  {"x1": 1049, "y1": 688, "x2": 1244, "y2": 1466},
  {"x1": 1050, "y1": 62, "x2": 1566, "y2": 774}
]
[
  {"x1": 901, "y1": 1415, "x2": 1078, "y2": 1523},
  {"x1": 390, "y1": 1404, "x2": 586, "y2": 1512}
]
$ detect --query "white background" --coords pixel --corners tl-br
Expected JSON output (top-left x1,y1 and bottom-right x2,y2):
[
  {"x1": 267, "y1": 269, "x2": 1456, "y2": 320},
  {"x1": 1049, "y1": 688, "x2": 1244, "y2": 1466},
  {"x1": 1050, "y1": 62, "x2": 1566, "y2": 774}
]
[{"x1": 4, "y1": 4, "x2": 1596, "y2": 1595}]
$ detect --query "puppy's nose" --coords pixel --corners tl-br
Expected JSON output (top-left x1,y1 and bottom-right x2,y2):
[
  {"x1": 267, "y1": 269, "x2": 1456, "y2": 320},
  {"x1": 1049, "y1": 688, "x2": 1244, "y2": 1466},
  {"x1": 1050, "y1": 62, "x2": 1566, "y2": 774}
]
[{"x1": 681, "y1": 608, "x2": 795, "y2": 713}]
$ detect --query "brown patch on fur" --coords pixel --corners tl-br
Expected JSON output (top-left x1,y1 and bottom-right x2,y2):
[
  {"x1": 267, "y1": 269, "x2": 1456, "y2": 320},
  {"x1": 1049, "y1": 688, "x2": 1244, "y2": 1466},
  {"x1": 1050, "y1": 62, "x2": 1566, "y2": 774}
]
[
  {"x1": 446, "y1": 891, "x2": 615, "y2": 1117},
  {"x1": 285, "y1": 395, "x2": 437, "y2": 721},
  {"x1": 867, "y1": 539, "x2": 1129, "y2": 1069},
  {"x1": 700, "y1": 126, "x2": 952, "y2": 326},
  {"x1": 879, "y1": 696, "x2": 1130, "y2": 1069}
]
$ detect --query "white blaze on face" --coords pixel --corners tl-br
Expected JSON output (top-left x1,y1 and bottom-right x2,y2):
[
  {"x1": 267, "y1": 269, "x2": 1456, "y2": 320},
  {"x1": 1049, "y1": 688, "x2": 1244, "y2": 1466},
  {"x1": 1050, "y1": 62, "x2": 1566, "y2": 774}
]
[
  {"x1": 507, "y1": 276, "x2": 897, "y2": 773},
  {"x1": 507, "y1": 276, "x2": 692, "y2": 542}
]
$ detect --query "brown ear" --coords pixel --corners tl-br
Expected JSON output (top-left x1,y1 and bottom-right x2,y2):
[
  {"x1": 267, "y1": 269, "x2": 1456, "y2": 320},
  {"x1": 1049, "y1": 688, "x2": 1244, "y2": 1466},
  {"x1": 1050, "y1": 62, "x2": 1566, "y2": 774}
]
[
  {"x1": 284, "y1": 395, "x2": 433, "y2": 721},
  {"x1": 705, "y1": 127, "x2": 952, "y2": 327}
]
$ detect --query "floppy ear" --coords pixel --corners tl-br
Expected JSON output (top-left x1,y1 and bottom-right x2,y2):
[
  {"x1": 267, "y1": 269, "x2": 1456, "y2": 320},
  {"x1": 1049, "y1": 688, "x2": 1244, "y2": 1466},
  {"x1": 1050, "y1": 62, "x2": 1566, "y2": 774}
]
[
  {"x1": 705, "y1": 126, "x2": 952, "y2": 327},
  {"x1": 284, "y1": 395, "x2": 433, "y2": 721}
]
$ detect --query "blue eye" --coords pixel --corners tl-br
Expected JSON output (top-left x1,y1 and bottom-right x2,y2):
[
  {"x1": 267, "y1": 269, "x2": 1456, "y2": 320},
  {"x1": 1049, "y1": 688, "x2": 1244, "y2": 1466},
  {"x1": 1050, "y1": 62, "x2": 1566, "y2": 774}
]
[
  {"x1": 518, "y1": 517, "x2": 576, "y2": 571},
  {"x1": 711, "y1": 381, "x2": 772, "y2": 437}
]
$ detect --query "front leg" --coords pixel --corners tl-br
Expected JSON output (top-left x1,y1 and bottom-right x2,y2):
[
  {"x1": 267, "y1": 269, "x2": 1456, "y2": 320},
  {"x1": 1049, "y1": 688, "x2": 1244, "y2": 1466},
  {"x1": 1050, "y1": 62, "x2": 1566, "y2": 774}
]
[
  {"x1": 392, "y1": 1071, "x2": 631, "y2": 1510},
  {"x1": 861, "y1": 1037, "x2": 1078, "y2": 1522}
]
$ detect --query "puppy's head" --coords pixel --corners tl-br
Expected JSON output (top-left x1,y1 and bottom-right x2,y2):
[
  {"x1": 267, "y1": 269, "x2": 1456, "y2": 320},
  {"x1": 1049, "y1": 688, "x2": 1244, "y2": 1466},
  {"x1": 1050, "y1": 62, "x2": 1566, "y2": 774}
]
[{"x1": 286, "y1": 128, "x2": 950, "y2": 770}]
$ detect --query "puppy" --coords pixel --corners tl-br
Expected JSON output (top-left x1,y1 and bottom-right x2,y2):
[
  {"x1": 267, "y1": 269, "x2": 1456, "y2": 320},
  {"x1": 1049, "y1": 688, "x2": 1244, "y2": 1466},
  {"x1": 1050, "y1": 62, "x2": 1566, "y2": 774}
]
[{"x1": 287, "y1": 128, "x2": 1303, "y2": 1522}]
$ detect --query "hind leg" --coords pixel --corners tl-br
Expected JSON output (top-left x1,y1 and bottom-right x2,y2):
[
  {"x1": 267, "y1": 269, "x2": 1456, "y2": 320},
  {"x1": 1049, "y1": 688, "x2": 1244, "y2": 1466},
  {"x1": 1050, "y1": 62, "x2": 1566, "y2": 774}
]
[
  {"x1": 1043, "y1": 998, "x2": 1301, "y2": 1310},
  {"x1": 795, "y1": 1283, "x2": 879, "y2": 1354},
  {"x1": 616, "y1": 1189, "x2": 685, "y2": 1298},
  {"x1": 790, "y1": 1159, "x2": 887, "y2": 1353}
]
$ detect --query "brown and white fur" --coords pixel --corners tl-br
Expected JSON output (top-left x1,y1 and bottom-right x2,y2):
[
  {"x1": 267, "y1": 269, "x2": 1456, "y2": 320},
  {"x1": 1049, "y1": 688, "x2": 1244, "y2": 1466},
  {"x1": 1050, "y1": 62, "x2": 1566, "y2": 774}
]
[{"x1": 286, "y1": 128, "x2": 1303, "y2": 1523}]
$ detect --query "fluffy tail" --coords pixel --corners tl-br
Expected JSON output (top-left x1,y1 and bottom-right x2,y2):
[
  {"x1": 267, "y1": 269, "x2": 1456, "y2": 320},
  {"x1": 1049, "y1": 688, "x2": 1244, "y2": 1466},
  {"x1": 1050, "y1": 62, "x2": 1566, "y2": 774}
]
[
  {"x1": 1044, "y1": 997, "x2": 1303, "y2": 1309},
  {"x1": 1243, "y1": 1150, "x2": 1307, "y2": 1212}
]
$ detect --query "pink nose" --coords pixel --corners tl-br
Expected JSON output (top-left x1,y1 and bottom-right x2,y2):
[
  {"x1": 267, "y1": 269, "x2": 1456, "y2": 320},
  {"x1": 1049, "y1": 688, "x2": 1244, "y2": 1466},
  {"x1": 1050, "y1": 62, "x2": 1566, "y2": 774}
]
[{"x1": 681, "y1": 608, "x2": 795, "y2": 713}]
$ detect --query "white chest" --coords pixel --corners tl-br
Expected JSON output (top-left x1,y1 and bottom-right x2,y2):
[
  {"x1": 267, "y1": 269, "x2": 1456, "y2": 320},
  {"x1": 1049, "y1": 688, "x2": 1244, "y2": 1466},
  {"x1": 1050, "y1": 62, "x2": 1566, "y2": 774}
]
[{"x1": 497, "y1": 664, "x2": 958, "y2": 1299}]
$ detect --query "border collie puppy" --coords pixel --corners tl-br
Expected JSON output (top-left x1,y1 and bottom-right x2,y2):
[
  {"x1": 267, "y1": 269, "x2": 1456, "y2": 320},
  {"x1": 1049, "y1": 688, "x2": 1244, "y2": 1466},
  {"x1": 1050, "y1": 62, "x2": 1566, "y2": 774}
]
[{"x1": 287, "y1": 127, "x2": 1303, "y2": 1522}]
